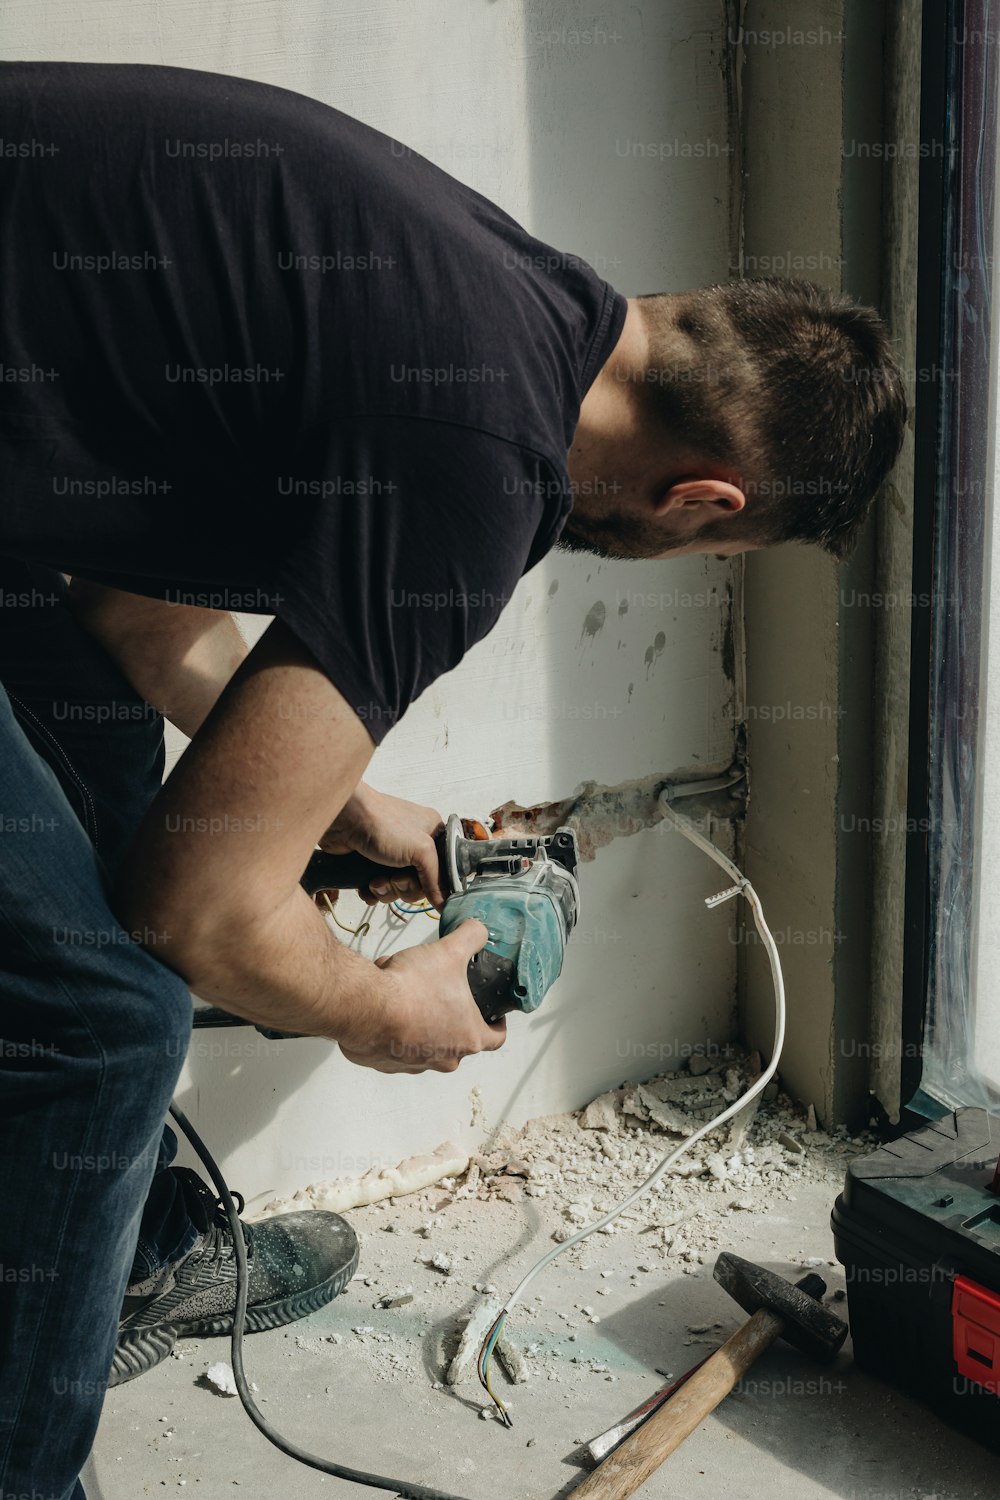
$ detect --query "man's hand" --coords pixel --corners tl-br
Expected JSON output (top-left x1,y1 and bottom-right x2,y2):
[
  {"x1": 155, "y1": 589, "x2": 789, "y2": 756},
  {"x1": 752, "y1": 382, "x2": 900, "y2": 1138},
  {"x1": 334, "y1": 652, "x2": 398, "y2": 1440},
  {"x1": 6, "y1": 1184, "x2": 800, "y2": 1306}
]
[
  {"x1": 319, "y1": 785, "x2": 447, "y2": 909},
  {"x1": 337, "y1": 918, "x2": 506, "y2": 1073}
]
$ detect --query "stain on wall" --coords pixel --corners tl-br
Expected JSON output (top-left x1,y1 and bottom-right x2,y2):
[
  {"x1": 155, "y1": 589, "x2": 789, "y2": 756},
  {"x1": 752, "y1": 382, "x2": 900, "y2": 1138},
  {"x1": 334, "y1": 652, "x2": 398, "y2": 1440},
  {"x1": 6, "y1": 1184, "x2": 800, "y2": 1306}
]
[{"x1": 581, "y1": 600, "x2": 607, "y2": 639}]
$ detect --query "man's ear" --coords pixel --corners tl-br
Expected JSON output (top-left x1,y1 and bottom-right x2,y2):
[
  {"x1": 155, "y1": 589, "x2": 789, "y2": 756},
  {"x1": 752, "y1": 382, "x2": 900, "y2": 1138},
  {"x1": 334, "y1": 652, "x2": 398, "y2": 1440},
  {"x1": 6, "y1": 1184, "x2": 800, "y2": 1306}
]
[{"x1": 655, "y1": 478, "x2": 746, "y2": 517}]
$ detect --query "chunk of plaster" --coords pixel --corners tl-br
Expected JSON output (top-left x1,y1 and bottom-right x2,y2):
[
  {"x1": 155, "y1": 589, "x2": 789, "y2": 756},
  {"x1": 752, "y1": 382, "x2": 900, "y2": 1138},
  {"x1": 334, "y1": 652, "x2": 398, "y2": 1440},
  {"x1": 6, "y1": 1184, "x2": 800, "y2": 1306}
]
[
  {"x1": 251, "y1": 1141, "x2": 470, "y2": 1219},
  {"x1": 495, "y1": 1336, "x2": 530, "y2": 1384},
  {"x1": 446, "y1": 1297, "x2": 503, "y2": 1385},
  {"x1": 203, "y1": 1362, "x2": 238, "y2": 1397}
]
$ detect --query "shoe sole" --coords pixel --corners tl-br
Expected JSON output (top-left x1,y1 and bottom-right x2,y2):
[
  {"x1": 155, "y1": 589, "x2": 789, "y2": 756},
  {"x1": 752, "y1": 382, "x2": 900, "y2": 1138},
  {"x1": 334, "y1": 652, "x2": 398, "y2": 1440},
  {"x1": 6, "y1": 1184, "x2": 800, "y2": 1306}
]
[{"x1": 109, "y1": 1242, "x2": 359, "y2": 1388}]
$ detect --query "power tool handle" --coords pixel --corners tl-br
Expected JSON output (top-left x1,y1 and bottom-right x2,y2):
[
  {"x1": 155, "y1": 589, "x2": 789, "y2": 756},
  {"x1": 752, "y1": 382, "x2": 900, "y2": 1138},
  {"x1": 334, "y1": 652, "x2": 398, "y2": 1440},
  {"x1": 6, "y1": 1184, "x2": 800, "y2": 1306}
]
[
  {"x1": 301, "y1": 840, "x2": 518, "y2": 1026},
  {"x1": 301, "y1": 848, "x2": 417, "y2": 895}
]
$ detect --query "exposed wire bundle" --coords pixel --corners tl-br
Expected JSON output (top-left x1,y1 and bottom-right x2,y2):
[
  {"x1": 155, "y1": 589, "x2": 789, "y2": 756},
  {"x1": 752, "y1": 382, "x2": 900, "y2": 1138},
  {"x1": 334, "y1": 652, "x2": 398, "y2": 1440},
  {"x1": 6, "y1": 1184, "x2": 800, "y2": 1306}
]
[
  {"x1": 390, "y1": 899, "x2": 440, "y2": 921},
  {"x1": 318, "y1": 889, "x2": 371, "y2": 940}
]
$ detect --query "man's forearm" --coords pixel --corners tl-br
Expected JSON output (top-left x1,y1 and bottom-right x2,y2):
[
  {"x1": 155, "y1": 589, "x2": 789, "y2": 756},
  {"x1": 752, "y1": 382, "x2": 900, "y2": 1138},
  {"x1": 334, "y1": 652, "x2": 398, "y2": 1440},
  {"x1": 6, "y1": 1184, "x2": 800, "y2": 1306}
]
[
  {"x1": 117, "y1": 861, "x2": 492, "y2": 1072},
  {"x1": 66, "y1": 579, "x2": 249, "y2": 738},
  {"x1": 151, "y1": 881, "x2": 393, "y2": 1040},
  {"x1": 107, "y1": 616, "x2": 498, "y2": 1074}
]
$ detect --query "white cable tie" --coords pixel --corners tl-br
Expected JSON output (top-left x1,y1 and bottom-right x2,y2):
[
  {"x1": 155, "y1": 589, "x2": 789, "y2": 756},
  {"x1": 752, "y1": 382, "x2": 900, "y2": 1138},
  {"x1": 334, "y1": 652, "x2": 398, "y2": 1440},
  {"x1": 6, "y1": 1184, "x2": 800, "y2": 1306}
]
[{"x1": 705, "y1": 881, "x2": 745, "y2": 909}]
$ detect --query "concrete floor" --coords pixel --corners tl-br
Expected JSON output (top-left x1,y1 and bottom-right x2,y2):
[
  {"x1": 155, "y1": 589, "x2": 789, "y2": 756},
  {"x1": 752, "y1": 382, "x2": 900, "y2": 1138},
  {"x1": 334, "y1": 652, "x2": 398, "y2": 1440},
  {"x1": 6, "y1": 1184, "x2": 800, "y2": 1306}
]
[{"x1": 84, "y1": 1173, "x2": 996, "y2": 1500}]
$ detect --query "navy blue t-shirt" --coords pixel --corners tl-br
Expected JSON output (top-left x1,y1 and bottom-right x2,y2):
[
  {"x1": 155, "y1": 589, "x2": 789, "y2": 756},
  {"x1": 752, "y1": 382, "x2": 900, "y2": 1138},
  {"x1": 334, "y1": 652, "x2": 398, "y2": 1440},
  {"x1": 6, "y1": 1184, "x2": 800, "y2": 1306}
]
[{"x1": 0, "y1": 62, "x2": 627, "y2": 741}]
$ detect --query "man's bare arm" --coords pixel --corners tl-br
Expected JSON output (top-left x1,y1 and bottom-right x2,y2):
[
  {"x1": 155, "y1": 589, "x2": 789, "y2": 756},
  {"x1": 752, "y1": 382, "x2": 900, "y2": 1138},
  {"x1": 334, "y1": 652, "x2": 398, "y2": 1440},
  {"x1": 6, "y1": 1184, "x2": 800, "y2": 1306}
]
[
  {"x1": 66, "y1": 578, "x2": 249, "y2": 739},
  {"x1": 67, "y1": 581, "x2": 449, "y2": 916},
  {"x1": 112, "y1": 618, "x2": 504, "y2": 1072}
]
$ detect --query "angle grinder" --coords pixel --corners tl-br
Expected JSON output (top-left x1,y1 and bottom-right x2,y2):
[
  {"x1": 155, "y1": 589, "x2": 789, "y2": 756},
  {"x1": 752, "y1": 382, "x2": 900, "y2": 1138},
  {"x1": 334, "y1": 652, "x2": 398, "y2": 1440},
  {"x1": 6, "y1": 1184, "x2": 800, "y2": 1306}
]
[
  {"x1": 301, "y1": 813, "x2": 580, "y2": 1024},
  {"x1": 191, "y1": 814, "x2": 581, "y2": 1034}
]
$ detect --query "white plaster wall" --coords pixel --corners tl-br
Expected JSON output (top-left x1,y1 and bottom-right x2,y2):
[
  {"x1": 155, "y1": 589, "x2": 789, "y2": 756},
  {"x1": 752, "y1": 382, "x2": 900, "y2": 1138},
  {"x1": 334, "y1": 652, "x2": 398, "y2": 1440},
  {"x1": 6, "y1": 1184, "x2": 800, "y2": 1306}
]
[{"x1": 8, "y1": 1, "x2": 740, "y2": 1206}]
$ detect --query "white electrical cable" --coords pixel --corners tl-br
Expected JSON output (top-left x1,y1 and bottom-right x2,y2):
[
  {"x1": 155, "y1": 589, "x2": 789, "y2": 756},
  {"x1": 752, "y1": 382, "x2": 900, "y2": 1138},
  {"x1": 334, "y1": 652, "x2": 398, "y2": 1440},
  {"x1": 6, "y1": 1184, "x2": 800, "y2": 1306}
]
[
  {"x1": 478, "y1": 795, "x2": 786, "y2": 1410},
  {"x1": 661, "y1": 771, "x2": 744, "y2": 801}
]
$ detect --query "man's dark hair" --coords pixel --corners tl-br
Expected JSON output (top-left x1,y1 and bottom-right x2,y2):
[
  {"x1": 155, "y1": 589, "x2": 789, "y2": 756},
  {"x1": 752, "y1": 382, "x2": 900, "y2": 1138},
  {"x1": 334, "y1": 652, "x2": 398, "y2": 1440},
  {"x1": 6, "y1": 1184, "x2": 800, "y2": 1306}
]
[{"x1": 633, "y1": 277, "x2": 908, "y2": 561}]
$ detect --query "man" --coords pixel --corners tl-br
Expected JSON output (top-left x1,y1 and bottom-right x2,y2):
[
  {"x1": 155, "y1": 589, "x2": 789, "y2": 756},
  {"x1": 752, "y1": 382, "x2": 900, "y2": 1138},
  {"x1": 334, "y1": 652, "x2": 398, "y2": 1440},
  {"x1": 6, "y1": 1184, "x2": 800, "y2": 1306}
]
[{"x1": 0, "y1": 61, "x2": 905, "y2": 1498}]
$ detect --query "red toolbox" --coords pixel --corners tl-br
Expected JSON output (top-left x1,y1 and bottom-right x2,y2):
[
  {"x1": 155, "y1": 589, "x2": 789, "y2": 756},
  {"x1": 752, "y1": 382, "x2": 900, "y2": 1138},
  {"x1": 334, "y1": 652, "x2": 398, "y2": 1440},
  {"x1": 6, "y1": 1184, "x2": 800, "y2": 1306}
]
[{"x1": 831, "y1": 1106, "x2": 1000, "y2": 1446}]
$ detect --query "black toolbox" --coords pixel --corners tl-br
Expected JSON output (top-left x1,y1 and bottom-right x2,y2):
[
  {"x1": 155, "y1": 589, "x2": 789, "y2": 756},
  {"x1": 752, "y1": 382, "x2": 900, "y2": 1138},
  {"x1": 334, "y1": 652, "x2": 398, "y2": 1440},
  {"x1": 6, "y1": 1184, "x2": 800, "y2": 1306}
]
[{"x1": 831, "y1": 1107, "x2": 1000, "y2": 1448}]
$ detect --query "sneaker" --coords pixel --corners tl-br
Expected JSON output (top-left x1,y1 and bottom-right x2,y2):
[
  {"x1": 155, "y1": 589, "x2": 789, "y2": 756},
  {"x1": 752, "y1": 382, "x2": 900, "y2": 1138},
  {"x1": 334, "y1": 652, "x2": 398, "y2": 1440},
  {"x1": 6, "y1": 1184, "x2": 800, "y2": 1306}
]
[{"x1": 111, "y1": 1167, "x2": 358, "y2": 1387}]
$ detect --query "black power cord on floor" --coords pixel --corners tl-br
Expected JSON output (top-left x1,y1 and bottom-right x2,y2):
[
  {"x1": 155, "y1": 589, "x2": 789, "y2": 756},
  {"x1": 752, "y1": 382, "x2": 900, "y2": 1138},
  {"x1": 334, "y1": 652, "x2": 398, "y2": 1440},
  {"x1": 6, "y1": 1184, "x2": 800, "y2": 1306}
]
[{"x1": 167, "y1": 1101, "x2": 474, "y2": 1500}]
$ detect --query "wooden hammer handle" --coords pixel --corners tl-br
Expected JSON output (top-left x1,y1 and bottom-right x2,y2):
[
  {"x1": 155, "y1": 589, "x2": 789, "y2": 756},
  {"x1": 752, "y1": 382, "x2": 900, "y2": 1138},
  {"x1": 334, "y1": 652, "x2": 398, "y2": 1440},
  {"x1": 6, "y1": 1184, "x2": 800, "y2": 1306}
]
[{"x1": 571, "y1": 1307, "x2": 784, "y2": 1500}]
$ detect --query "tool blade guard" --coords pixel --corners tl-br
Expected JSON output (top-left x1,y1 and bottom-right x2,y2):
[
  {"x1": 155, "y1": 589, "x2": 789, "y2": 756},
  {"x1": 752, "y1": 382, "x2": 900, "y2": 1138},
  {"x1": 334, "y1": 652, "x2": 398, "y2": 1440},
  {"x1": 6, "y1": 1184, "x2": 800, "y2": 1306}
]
[{"x1": 439, "y1": 815, "x2": 580, "y2": 1023}]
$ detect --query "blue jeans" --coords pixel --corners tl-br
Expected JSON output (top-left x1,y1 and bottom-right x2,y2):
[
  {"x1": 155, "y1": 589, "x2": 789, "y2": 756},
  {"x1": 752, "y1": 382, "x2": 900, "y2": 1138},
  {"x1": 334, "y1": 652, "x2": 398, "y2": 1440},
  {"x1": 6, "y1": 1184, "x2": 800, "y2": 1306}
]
[{"x1": 0, "y1": 562, "x2": 200, "y2": 1498}]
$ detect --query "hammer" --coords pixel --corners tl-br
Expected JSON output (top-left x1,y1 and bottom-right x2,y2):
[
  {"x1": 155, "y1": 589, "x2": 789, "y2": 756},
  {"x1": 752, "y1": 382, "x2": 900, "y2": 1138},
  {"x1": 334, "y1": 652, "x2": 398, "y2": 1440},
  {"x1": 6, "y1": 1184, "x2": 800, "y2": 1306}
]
[{"x1": 571, "y1": 1252, "x2": 848, "y2": 1500}]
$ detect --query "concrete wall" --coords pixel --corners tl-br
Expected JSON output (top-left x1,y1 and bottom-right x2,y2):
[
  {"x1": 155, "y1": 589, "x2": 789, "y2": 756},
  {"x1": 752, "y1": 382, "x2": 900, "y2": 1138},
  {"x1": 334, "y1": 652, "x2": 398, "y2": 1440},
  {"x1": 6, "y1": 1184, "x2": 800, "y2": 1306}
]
[
  {"x1": 6, "y1": 1, "x2": 744, "y2": 1205},
  {"x1": 737, "y1": 0, "x2": 891, "y2": 1128}
]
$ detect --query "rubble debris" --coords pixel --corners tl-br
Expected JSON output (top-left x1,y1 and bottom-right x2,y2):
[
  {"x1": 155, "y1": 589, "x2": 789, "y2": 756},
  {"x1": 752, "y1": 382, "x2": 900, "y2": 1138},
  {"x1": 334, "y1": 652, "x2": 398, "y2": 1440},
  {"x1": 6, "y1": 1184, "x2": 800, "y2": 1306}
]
[
  {"x1": 494, "y1": 1178, "x2": 525, "y2": 1205},
  {"x1": 461, "y1": 1047, "x2": 870, "y2": 1269},
  {"x1": 634, "y1": 1085, "x2": 695, "y2": 1137},
  {"x1": 454, "y1": 1163, "x2": 481, "y2": 1201},
  {"x1": 726, "y1": 1092, "x2": 762, "y2": 1151},
  {"x1": 446, "y1": 1298, "x2": 503, "y2": 1385},
  {"x1": 255, "y1": 1047, "x2": 869, "y2": 1408},
  {"x1": 250, "y1": 1141, "x2": 469, "y2": 1220},
  {"x1": 495, "y1": 1336, "x2": 530, "y2": 1384},
  {"x1": 580, "y1": 1091, "x2": 620, "y2": 1132},
  {"x1": 377, "y1": 1287, "x2": 414, "y2": 1309},
  {"x1": 202, "y1": 1363, "x2": 238, "y2": 1397}
]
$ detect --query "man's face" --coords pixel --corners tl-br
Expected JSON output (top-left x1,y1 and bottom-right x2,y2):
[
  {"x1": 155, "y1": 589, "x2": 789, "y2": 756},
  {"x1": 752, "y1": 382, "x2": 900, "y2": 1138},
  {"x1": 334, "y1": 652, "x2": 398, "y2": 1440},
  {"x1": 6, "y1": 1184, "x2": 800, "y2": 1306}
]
[
  {"x1": 555, "y1": 496, "x2": 761, "y2": 561},
  {"x1": 562, "y1": 400, "x2": 761, "y2": 560}
]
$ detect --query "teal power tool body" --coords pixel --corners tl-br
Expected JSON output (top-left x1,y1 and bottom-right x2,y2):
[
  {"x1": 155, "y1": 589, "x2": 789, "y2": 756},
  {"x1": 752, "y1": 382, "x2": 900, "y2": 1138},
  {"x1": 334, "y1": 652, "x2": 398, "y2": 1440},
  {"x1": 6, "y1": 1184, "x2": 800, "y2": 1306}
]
[
  {"x1": 301, "y1": 814, "x2": 580, "y2": 1024},
  {"x1": 192, "y1": 814, "x2": 580, "y2": 1031}
]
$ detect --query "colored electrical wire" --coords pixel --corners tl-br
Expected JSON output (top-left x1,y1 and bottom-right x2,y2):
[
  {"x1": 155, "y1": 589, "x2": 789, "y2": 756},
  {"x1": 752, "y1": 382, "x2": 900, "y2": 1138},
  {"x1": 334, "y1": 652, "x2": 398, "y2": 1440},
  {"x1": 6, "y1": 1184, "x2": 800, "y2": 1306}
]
[
  {"x1": 476, "y1": 1309, "x2": 510, "y2": 1424},
  {"x1": 319, "y1": 890, "x2": 370, "y2": 940},
  {"x1": 391, "y1": 899, "x2": 441, "y2": 920},
  {"x1": 476, "y1": 795, "x2": 787, "y2": 1424}
]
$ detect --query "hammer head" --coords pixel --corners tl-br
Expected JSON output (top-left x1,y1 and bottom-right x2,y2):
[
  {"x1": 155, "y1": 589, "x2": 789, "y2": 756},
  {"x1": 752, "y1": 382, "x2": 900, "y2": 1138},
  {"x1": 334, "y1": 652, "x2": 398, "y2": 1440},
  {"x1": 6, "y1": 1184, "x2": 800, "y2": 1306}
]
[{"x1": 714, "y1": 1252, "x2": 848, "y2": 1362}]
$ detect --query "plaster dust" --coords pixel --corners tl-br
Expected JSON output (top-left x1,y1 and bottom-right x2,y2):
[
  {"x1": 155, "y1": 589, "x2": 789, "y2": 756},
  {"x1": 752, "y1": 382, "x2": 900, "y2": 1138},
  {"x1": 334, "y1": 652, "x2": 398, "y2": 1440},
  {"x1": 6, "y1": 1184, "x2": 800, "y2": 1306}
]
[{"x1": 90, "y1": 1050, "x2": 997, "y2": 1498}]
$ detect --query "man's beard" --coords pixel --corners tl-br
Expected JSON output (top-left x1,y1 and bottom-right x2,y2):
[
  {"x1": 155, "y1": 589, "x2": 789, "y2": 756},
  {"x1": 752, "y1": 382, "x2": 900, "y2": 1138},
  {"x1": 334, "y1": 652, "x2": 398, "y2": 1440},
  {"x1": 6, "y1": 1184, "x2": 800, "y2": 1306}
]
[{"x1": 555, "y1": 506, "x2": 689, "y2": 561}]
